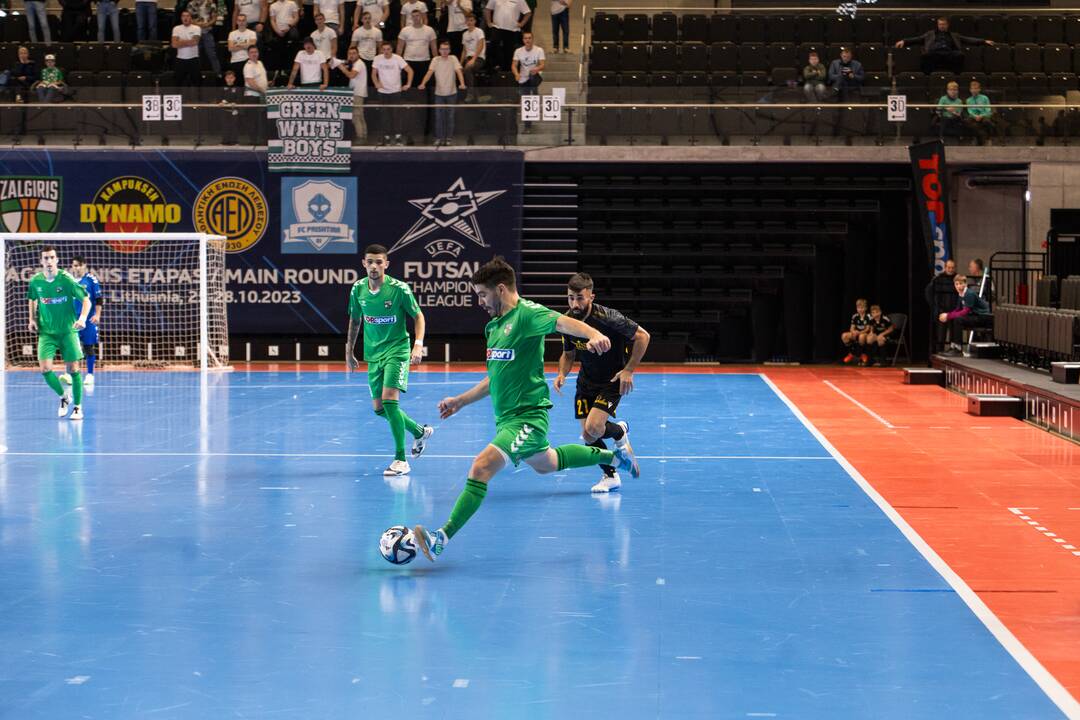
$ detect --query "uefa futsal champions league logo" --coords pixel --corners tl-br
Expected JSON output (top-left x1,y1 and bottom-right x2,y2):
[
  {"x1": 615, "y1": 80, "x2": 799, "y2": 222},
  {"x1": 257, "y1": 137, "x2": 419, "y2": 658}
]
[
  {"x1": 390, "y1": 178, "x2": 507, "y2": 258},
  {"x1": 281, "y1": 178, "x2": 358, "y2": 254}
]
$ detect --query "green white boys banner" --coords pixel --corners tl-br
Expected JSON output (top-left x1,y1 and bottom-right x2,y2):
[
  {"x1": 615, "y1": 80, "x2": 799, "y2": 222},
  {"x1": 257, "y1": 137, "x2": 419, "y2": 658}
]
[{"x1": 266, "y1": 89, "x2": 353, "y2": 173}]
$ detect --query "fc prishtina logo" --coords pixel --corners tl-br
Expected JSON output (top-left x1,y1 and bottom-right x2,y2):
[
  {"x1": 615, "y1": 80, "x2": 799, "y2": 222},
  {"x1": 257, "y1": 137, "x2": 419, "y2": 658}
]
[
  {"x1": 0, "y1": 177, "x2": 62, "y2": 233},
  {"x1": 282, "y1": 177, "x2": 357, "y2": 254},
  {"x1": 389, "y1": 178, "x2": 506, "y2": 256}
]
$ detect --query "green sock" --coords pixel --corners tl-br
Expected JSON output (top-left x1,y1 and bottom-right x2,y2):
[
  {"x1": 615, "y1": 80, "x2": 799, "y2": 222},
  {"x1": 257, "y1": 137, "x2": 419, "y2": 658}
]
[
  {"x1": 374, "y1": 408, "x2": 387, "y2": 418},
  {"x1": 42, "y1": 371, "x2": 65, "y2": 397},
  {"x1": 382, "y1": 400, "x2": 407, "y2": 461},
  {"x1": 400, "y1": 410, "x2": 425, "y2": 440},
  {"x1": 555, "y1": 444, "x2": 615, "y2": 471},
  {"x1": 443, "y1": 479, "x2": 487, "y2": 539},
  {"x1": 71, "y1": 371, "x2": 82, "y2": 405}
]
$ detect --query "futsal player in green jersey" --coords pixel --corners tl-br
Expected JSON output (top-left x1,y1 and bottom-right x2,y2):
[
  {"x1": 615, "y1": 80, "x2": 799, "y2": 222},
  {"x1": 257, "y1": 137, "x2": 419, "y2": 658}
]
[
  {"x1": 27, "y1": 245, "x2": 91, "y2": 420},
  {"x1": 412, "y1": 257, "x2": 640, "y2": 563},
  {"x1": 347, "y1": 244, "x2": 434, "y2": 476}
]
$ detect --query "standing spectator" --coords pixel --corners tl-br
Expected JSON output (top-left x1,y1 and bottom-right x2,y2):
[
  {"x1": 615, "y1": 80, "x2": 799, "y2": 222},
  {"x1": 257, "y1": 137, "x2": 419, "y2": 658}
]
[
  {"x1": 229, "y1": 14, "x2": 259, "y2": 79},
  {"x1": 397, "y1": 9, "x2": 437, "y2": 82},
  {"x1": 827, "y1": 46, "x2": 863, "y2": 102},
  {"x1": 372, "y1": 40, "x2": 412, "y2": 145},
  {"x1": 96, "y1": 0, "x2": 120, "y2": 41},
  {"x1": 964, "y1": 79, "x2": 997, "y2": 144},
  {"x1": 331, "y1": 46, "x2": 368, "y2": 141},
  {"x1": 220, "y1": 70, "x2": 243, "y2": 144},
  {"x1": 924, "y1": 257, "x2": 957, "y2": 353},
  {"x1": 243, "y1": 44, "x2": 269, "y2": 98},
  {"x1": 9, "y1": 46, "x2": 38, "y2": 104},
  {"x1": 485, "y1": 0, "x2": 530, "y2": 72},
  {"x1": 936, "y1": 80, "x2": 964, "y2": 139},
  {"x1": 287, "y1": 36, "x2": 329, "y2": 88},
  {"x1": 512, "y1": 30, "x2": 543, "y2": 128},
  {"x1": 353, "y1": 0, "x2": 388, "y2": 30},
  {"x1": 549, "y1": 0, "x2": 569, "y2": 53},
  {"x1": 172, "y1": 10, "x2": 203, "y2": 87},
  {"x1": 521, "y1": 0, "x2": 534, "y2": 33},
  {"x1": 443, "y1": 0, "x2": 471, "y2": 58},
  {"x1": 311, "y1": 12, "x2": 338, "y2": 58},
  {"x1": 895, "y1": 16, "x2": 994, "y2": 76},
  {"x1": 268, "y1": 0, "x2": 301, "y2": 72},
  {"x1": 460, "y1": 12, "x2": 484, "y2": 100},
  {"x1": 967, "y1": 258, "x2": 993, "y2": 302},
  {"x1": 234, "y1": 0, "x2": 267, "y2": 33},
  {"x1": 35, "y1": 54, "x2": 68, "y2": 103},
  {"x1": 802, "y1": 50, "x2": 827, "y2": 102},
  {"x1": 351, "y1": 10, "x2": 382, "y2": 76},
  {"x1": 314, "y1": 0, "x2": 344, "y2": 37},
  {"x1": 400, "y1": 0, "x2": 427, "y2": 24},
  {"x1": 220, "y1": 69, "x2": 243, "y2": 100},
  {"x1": 135, "y1": 0, "x2": 159, "y2": 42},
  {"x1": 25, "y1": 0, "x2": 52, "y2": 43},
  {"x1": 938, "y1": 274, "x2": 992, "y2": 355},
  {"x1": 419, "y1": 40, "x2": 465, "y2": 145},
  {"x1": 188, "y1": 0, "x2": 222, "y2": 78},
  {"x1": 60, "y1": 0, "x2": 92, "y2": 42}
]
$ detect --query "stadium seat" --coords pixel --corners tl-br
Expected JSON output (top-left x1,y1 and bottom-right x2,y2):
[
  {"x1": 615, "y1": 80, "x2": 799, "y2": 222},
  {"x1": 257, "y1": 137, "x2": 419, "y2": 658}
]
[
  {"x1": 621, "y1": 43, "x2": 649, "y2": 72},
  {"x1": 1066, "y1": 16, "x2": 1080, "y2": 46},
  {"x1": 708, "y1": 42, "x2": 737, "y2": 72},
  {"x1": 977, "y1": 15, "x2": 1006, "y2": 42},
  {"x1": 826, "y1": 16, "x2": 853, "y2": 45},
  {"x1": 707, "y1": 15, "x2": 736, "y2": 44},
  {"x1": 950, "y1": 15, "x2": 979, "y2": 38},
  {"x1": 1073, "y1": 47, "x2": 1080, "y2": 75},
  {"x1": 982, "y1": 45, "x2": 1013, "y2": 74},
  {"x1": 989, "y1": 72, "x2": 1019, "y2": 100},
  {"x1": 738, "y1": 16, "x2": 767, "y2": 44},
  {"x1": 590, "y1": 42, "x2": 619, "y2": 72},
  {"x1": 929, "y1": 72, "x2": 955, "y2": 93},
  {"x1": 895, "y1": 72, "x2": 928, "y2": 94},
  {"x1": 680, "y1": 71, "x2": 708, "y2": 86},
  {"x1": 680, "y1": 42, "x2": 708, "y2": 71},
  {"x1": 1036, "y1": 16, "x2": 1065, "y2": 44},
  {"x1": 1044, "y1": 44, "x2": 1072, "y2": 74},
  {"x1": 1012, "y1": 43, "x2": 1043, "y2": 74},
  {"x1": 3, "y1": 13, "x2": 29, "y2": 42},
  {"x1": 768, "y1": 16, "x2": 795, "y2": 44},
  {"x1": 77, "y1": 43, "x2": 106, "y2": 73},
  {"x1": 856, "y1": 43, "x2": 885, "y2": 72},
  {"x1": 652, "y1": 13, "x2": 678, "y2": 42},
  {"x1": 891, "y1": 45, "x2": 921, "y2": 73},
  {"x1": 1006, "y1": 15, "x2": 1035, "y2": 44},
  {"x1": 771, "y1": 67, "x2": 798, "y2": 87},
  {"x1": 796, "y1": 15, "x2": 824, "y2": 44},
  {"x1": 681, "y1": 14, "x2": 708, "y2": 43},
  {"x1": 1018, "y1": 72, "x2": 1050, "y2": 98},
  {"x1": 104, "y1": 42, "x2": 130, "y2": 72},
  {"x1": 589, "y1": 71, "x2": 618, "y2": 86},
  {"x1": 648, "y1": 71, "x2": 678, "y2": 94},
  {"x1": 960, "y1": 71, "x2": 988, "y2": 88},
  {"x1": 67, "y1": 71, "x2": 96, "y2": 99},
  {"x1": 766, "y1": 44, "x2": 796, "y2": 72},
  {"x1": 592, "y1": 12, "x2": 621, "y2": 42},
  {"x1": 651, "y1": 43, "x2": 678, "y2": 72},
  {"x1": 619, "y1": 71, "x2": 649, "y2": 88},
  {"x1": 622, "y1": 14, "x2": 650, "y2": 42},
  {"x1": 737, "y1": 43, "x2": 767, "y2": 72},
  {"x1": 709, "y1": 71, "x2": 739, "y2": 87},
  {"x1": 853, "y1": 15, "x2": 884, "y2": 44},
  {"x1": 1048, "y1": 73, "x2": 1078, "y2": 94},
  {"x1": 888, "y1": 16, "x2": 920, "y2": 45}
]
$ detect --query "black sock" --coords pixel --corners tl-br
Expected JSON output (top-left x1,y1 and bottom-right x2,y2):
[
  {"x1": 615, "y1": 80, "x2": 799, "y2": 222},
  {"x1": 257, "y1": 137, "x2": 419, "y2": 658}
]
[
  {"x1": 602, "y1": 421, "x2": 624, "y2": 441},
  {"x1": 588, "y1": 438, "x2": 616, "y2": 477}
]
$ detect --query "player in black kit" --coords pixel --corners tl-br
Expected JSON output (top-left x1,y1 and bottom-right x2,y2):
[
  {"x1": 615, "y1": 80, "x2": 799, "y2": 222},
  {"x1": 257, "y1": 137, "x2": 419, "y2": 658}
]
[{"x1": 554, "y1": 273, "x2": 651, "y2": 493}]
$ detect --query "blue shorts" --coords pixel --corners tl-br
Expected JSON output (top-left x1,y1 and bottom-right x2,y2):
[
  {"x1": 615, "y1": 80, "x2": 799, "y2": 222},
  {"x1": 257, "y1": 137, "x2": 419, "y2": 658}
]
[{"x1": 79, "y1": 322, "x2": 98, "y2": 345}]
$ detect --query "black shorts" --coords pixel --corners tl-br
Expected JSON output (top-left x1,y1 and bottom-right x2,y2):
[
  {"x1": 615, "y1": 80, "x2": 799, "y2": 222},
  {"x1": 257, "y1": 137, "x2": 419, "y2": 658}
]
[{"x1": 574, "y1": 378, "x2": 621, "y2": 419}]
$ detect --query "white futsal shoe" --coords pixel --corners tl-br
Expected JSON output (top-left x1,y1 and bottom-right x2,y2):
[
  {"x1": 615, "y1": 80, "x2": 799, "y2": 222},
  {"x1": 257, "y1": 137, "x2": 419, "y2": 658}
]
[
  {"x1": 384, "y1": 459, "x2": 411, "y2": 476},
  {"x1": 58, "y1": 390, "x2": 72, "y2": 417},
  {"x1": 84, "y1": 374, "x2": 95, "y2": 389},
  {"x1": 70, "y1": 405, "x2": 84, "y2": 421},
  {"x1": 411, "y1": 425, "x2": 434, "y2": 458},
  {"x1": 591, "y1": 471, "x2": 622, "y2": 493}
]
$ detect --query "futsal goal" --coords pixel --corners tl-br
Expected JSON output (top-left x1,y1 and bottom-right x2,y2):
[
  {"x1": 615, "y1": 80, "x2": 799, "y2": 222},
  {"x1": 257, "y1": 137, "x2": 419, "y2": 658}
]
[{"x1": 1, "y1": 233, "x2": 230, "y2": 372}]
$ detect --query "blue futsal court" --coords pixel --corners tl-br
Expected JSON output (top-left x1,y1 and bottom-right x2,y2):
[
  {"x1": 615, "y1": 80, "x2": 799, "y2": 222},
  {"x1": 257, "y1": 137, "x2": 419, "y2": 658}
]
[{"x1": 0, "y1": 370, "x2": 1066, "y2": 718}]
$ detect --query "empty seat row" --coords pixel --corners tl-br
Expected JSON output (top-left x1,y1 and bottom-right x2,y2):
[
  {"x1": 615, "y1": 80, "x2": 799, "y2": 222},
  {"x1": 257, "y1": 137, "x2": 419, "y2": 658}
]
[
  {"x1": 994, "y1": 303, "x2": 1080, "y2": 359},
  {"x1": 593, "y1": 12, "x2": 1080, "y2": 46}
]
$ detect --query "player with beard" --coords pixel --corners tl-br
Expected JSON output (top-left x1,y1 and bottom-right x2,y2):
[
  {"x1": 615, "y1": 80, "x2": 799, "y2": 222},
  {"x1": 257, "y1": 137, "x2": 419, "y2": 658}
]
[{"x1": 554, "y1": 272, "x2": 649, "y2": 493}]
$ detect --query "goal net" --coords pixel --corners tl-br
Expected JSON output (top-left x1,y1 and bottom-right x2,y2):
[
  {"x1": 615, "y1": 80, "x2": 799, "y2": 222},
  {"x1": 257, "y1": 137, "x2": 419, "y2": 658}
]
[{"x1": 1, "y1": 233, "x2": 229, "y2": 372}]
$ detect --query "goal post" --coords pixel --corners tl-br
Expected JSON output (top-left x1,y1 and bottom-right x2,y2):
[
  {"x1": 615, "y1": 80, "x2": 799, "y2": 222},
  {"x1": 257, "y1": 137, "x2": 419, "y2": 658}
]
[{"x1": 1, "y1": 233, "x2": 230, "y2": 374}]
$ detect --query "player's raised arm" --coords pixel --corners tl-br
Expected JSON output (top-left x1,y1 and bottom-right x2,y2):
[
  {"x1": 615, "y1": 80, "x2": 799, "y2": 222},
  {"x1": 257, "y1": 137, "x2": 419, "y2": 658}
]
[
  {"x1": 555, "y1": 314, "x2": 610, "y2": 355},
  {"x1": 438, "y1": 376, "x2": 490, "y2": 418}
]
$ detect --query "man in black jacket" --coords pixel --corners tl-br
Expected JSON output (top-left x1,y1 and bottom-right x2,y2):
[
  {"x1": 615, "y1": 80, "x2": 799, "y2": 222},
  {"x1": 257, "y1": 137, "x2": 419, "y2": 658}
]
[
  {"x1": 895, "y1": 17, "x2": 994, "y2": 75},
  {"x1": 60, "y1": 0, "x2": 93, "y2": 41},
  {"x1": 924, "y1": 258, "x2": 958, "y2": 353}
]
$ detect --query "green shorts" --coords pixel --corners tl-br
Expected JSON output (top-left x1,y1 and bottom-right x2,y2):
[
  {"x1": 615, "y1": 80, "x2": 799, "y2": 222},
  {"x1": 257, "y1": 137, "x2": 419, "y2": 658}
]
[
  {"x1": 367, "y1": 355, "x2": 410, "y2": 398},
  {"x1": 491, "y1": 408, "x2": 551, "y2": 467},
  {"x1": 38, "y1": 332, "x2": 83, "y2": 363}
]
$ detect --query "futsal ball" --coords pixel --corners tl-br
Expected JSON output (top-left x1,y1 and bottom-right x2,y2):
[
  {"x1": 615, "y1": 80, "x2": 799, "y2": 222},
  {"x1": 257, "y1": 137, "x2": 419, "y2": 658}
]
[{"x1": 379, "y1": 525, "x2": 417, "y2": 565}]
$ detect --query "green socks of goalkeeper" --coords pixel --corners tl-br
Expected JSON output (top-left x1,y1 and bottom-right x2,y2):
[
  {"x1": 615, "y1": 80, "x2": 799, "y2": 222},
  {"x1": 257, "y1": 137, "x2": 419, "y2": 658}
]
[
  {"x1": 442, "y1": 479, "x2": 487, "y2": 539},
  {"x1": 555, "y1": 443, "x2": 615, "y2": 471},
  {"x1": 377, "y1": 401, "x2": 424, "y2": 462}
]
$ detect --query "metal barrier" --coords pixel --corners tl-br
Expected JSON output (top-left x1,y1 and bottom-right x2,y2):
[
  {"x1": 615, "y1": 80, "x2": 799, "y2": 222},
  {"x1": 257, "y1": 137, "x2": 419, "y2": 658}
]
[{"x1": 989, "y1": 250, "x2": 1046, "y2": 308}]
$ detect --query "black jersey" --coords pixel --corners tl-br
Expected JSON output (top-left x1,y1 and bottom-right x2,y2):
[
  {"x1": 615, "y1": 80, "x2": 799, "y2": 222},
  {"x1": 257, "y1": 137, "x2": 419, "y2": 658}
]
[
  {"x1": 851, "y1": 312, "x2": 872, "y2": 331},
  {"x1": 561, "y1": 303, "x2": 640, "y2": 383},
  {"x1": 871, "y1": 315, "x2": 893, "y2": 334}
]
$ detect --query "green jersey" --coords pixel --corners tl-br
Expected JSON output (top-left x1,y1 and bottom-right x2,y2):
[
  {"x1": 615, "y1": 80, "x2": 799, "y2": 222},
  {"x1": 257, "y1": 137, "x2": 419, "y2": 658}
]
[
  {"x1": 966, "y1": 93, "x2": 991, "y2": 119},
  {"x1": 484, "y1": 299, "x2": 560, "y2": 425},
  {"x1": 938, "y1": 95, "x2": 963, "y2": 118},
  {"x1": 347, "y1": 275, "x2": 420, "y2": 363},
  {"x1": 27, "y1": 271, "x2": 88, "y2": 337}
]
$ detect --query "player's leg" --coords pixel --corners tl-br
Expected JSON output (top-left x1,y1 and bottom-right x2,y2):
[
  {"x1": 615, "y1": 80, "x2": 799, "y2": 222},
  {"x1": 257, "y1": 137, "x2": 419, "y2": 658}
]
[
  {"x1": 841, "y1": 331, "x2": 855, "y2": 363},
  {"x1": 38, "y1": 336, "x2": 71, "y2": 416},
  {"x1": 61, "y1": 333, "x2": 85, "y2": 419},
  {"x1": 582, "y1": 405, "x2": 622, "y2": 492},
  {"x1": 857, "y1": 331, "x2": 870, "y2": 365},
  {"x1": 380, "y1": 357, "x2": 434, "y2": 458},
  {"x1": 80, "y1": 323, "x2": 98, "y2": 386}
]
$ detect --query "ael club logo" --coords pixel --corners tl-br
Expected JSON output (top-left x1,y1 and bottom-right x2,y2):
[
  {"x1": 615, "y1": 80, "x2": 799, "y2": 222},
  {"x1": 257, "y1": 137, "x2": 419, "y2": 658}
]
[{"x1": 389, "y1": 178, "x2": 507, "y2": 257}]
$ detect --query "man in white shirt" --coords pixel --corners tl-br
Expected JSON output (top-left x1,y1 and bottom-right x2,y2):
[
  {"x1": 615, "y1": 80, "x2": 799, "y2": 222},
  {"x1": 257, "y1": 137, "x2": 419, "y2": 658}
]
[
  {"x1": 372, "y1": 40, "x2": 413, "y2": 144},
  {"x1": 268, "y1": 0, "x2": 301, "y2": 71},
  {"x1": 330, "y1": 46, "x2": 368, "y2": 141},
  {"x1": 550, "y1": 0, "x2": 570, "y2": 53},
  {"x1": 350, "y1": 11, "x2": 382, "y2": 63},
  {"x1": 460, "y1": 12, "x2": 484, "y2": 100},
  {"x1": 288, "y1": 36, "x2": 329, "y2": 87},
  {"x1": 397, "y1": 9, "x2": 437, "y2": 81},
  {"x1": 243, "y1": 44, "x2": 269, "y2": 97},
  {"x1": 314, "y1": 0, "x2": 344, "y2": 33},
  {"x1": 353, "y1": 0, "x2": 388, "y2": 30},
  {"x1": 310, "y1": 12, "x2": 337, "y2": 58},
  {"x1": 171, "y1": 10, "x2": 202, "y2": 86},
  {"x1": 400, "y1": 0, "x2": 427, "y2": 25},
  {"x1": 419, "y1": 40, "x2": 465, "y2": 144},
  {"x1": 228, "y1": 14, "x2": 259, "y2": 79},
  {"x1": 442, "y1": 0, "x2": 471, "y2": 57},
  {"x1": 484, "y1": 0, "x2": 529, "y2": 71},
  {"x1": 512, "y1": 30, "x2": 543, "y2": 111},
  {"x1": 234, "y1": 0, "x2": 267, "y2": 34}
]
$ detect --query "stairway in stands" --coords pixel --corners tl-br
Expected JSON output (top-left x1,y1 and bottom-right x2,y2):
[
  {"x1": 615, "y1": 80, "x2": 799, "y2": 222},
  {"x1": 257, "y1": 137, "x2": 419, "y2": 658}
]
[{"x1": 518, "y1": 180, "x2": 580, "y2": 310}]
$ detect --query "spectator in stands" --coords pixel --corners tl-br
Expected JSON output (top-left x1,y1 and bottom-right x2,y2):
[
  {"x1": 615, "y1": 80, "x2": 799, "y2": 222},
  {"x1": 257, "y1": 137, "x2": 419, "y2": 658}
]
[
  {"x1": 172, "y1": 11, "x2": 203, "y2": 86},
  {"x1": 353, "y1": 0, "x2": 388, "y2": 31},
  {"x1": 925, "y1": 258, "x2": 958, "y2": 353},
  {"x1": 34, "y1": 54, "x2": 68, "y2": 103},
  {"x1": 894, "y1": 16, "x2": 994, "y2": 76},
  {"x1": 485, "y1": 0, "x2": 530, "y2": 72},
  {"x1": 865, "y1": 304, "x2": 895, "y2": 366},
  {"x1": 460, "y1": 12, "x2": 485, "y2": 101},
  {"x1": 939, "y1": 274, "x2": 992, "y2": 355},
  {"x1": 398, "y1": 9, "x2": 437, "y2": 81},
  {"x1": 311, "y1": 12, "x2": 338, "y2": 58},
  {"x1": 443, "y1": 0, "x2": 472, "y2": 58},
  {"x1": 135, "y1": 0, "x2": 159, "y2": 42},
  {"x1": 512, "y1": 29, "x2": 543, "y2": 91},
  {"x1": 314, "y1": 0, "x2": 344, "y2": 37},
  {"x1": 269, "y1": 0, "x2": 302, "y2": 73},
  {"x1": 549, "y1": 0, "x2": 570, "y2": 54},
  {"x1": 419, "y1": 39, "x2": 465, "y2": 145},
  {"x1": 330, "y1": 46, "x2": 368, "y2": 141},
  {"x1": 287, "y1": 36, "x2": 329, "y2": 88},
  {"x1": 964, "y1": 79, "x2": 998, "y2": 144},
  {"x1": 220, "y1": 69, "x2": 243, "y2": 100},
  {"x1": 243, "y1": 44, "x2": 269, "y2": 98},
  {"x1": 827, "y1": 46, "x2": 863, "y2": 102},
  {"x1": 25, "y1": 0, "x2": 52, "y2": 43},
  {"x1": 372, "y1": 40, "x2": 413, "y2": 145},
  {"x1": 967, "y1": 257, "x2": 994, "y2": 302},
  {"x1": 229, "y1": 14, "x2": 259, "y2": 80},
  {"x1": 96, "y1": 0, "x2": 120, "y2": 41},
  {"x1": 936, "y1": 80, "x2": 964, "y2": 139},
  {"x1": 9, "y1": 46, "x2": 38, "y2": 104},
  {"x1": 60, "y1": 0, "x2": 92, "y2": 42},
  {"x1": 187, "y1": 0, "x2": 223, "y2": 79},
  {"x1": 351, "y1": 11, "x2": 382, "y2": 74},
  {"x1": 400, "y1": 0, "x2": 427, "y2": 25},
  {"x1": 802, "y1": 50, "x2": 828, "y2": 103},
  {"x1": 841, "y1": 297, "x2": 872, "y2": 365},
  {"x1": 235, "y1": 0, "x2": 267, "y2": 36}
]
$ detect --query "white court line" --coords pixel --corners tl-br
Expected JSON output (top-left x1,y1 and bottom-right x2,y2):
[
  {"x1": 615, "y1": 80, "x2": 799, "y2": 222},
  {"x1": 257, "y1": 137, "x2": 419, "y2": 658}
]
[
  {"x1": 761, "y1": 374, "x2": 1080, "y2": 718},
  {"x1": 0, "y1": 451, "x2": 834, "y2": 461},
  {"x1": 822, "y1": 380, "x2": 908, "y2": 430}
]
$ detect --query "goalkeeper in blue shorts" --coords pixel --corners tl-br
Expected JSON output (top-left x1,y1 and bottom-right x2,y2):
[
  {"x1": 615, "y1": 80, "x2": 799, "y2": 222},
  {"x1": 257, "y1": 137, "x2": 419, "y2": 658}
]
[
  {"x1": 60, "y1": 256, "x2": 102, "y2": 389},
  {"x1": 411, "y1": 257, "x2": 640, "y2": 563}
]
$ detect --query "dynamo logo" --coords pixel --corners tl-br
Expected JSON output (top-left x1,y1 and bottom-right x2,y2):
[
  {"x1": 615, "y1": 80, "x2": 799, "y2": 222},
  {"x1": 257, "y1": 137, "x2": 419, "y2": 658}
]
[{"x1": 486, "y1": 348, "x2": 515, "y2": 361}]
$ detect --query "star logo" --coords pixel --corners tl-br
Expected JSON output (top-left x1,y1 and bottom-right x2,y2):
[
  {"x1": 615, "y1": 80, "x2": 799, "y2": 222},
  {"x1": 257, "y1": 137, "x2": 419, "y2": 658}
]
[{"x1": 388, "y1": 178, "x2": 507, "y2": 254}]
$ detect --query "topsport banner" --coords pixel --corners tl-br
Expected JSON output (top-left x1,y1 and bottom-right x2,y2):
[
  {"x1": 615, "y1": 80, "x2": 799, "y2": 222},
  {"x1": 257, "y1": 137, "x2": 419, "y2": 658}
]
[
  {"x1": 909, "y1": 141, "x2": 953, "y2": 275},
  {"x1": 0, "y1": 148, "x2": 524, "y2": 336}
]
